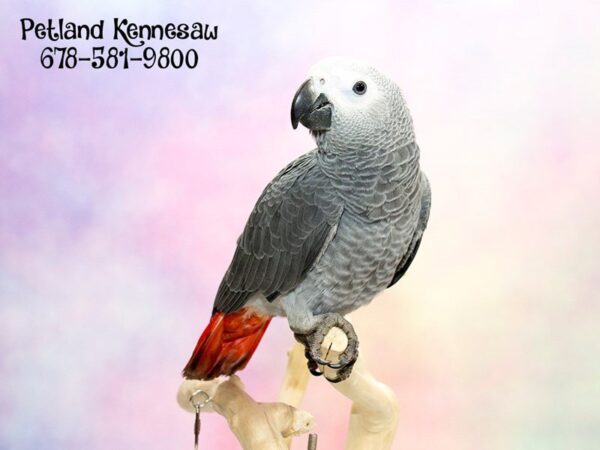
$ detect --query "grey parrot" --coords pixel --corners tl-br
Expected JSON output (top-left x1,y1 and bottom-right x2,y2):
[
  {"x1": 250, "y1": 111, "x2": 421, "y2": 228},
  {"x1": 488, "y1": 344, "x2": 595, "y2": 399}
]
[{"x1": 183, "y1": 58, "x2": 430, "y2": 382}]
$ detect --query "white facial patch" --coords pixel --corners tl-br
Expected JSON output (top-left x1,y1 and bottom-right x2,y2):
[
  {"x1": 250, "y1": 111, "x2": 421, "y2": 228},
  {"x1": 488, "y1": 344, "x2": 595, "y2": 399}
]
[{"x1": 308, "y1": 58, "x2": 382, "y2": 113}]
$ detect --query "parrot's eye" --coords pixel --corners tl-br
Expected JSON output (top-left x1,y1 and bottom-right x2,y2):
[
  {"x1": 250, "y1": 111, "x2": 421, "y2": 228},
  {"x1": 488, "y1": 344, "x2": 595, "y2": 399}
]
[{"x1": 352, "y1": 81, "x2": 367, "y2": 95}]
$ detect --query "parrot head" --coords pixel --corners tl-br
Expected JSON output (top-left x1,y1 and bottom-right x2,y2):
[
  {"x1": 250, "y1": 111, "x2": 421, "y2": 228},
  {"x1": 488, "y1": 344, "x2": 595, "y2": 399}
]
[{"x1": 291, "y1": 58, "x2": 414, "y2": 151}]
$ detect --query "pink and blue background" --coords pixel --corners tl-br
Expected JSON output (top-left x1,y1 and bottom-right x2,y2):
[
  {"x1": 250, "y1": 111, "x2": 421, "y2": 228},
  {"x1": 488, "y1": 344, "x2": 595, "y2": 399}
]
[{"x1": 1, "y1": 1, "x2": 599, "y2": 449}]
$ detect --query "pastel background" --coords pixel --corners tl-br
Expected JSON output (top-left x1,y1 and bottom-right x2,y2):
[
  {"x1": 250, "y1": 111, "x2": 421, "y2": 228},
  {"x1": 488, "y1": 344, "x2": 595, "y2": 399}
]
[{"x1": 1, "y1": 1, "x2": 599, "y2": 449}]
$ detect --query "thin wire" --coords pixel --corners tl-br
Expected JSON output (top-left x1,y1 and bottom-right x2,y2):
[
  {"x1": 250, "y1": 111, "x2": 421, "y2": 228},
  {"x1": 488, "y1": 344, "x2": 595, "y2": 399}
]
[
  {"x1": 189, "y1": 389, "x2": 211, "y2": 450},
  {"x1": 194, "y1": 405, "x2": 201, "y2": 450},
  {"x1": 319, "y1": 342, "x2": 334, "y2": 373}
]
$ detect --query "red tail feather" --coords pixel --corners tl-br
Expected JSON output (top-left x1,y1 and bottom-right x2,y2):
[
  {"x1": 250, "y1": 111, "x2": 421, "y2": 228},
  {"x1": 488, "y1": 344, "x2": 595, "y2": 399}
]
[{"x1": 182, "y1": 308, "x2": 272, "y2": 380}]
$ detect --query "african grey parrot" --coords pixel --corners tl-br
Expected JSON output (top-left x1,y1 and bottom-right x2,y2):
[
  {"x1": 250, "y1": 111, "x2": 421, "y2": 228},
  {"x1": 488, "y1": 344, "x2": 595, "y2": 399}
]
[{"x1": 183, "y1": 58, "x2": 430, "y2": 382}]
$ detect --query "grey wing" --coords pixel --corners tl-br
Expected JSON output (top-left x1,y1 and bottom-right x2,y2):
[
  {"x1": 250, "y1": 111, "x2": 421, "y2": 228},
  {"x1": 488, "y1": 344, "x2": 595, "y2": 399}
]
[
  {"x1": 213, "y1": 151, "x2": 343, "y2": 313},
  {"x1": 388, "y1": 172, "x2": 431, "y2": 288}
]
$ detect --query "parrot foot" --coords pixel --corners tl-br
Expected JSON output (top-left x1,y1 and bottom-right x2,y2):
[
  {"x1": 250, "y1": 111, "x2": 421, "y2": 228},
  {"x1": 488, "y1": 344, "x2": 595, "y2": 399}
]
[
  {"x1": 295, "y1": 313, "x2": 359, "y2": 381},
  {"x1": 323, "y1": 363, "x2": 355, "y2": 383}
]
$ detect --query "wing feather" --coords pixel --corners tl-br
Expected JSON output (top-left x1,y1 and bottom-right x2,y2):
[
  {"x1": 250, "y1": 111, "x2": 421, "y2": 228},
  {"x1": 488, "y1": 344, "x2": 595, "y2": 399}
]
[
  {"x1": 213, "y1": 151, "x2": 343, "y2": 313},
  {"x1": 388, "y1": 172, "x2": 431, "y2": 288}
]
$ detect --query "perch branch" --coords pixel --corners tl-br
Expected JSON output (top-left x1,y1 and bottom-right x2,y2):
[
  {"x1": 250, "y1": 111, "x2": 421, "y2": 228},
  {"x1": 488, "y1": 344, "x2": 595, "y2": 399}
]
[
  {"x1": 177, "y1": 375, "x2": 314, "y2": 450},
  {"x1": 282, "y1": 325, "x2": 400, "y2": 450}
]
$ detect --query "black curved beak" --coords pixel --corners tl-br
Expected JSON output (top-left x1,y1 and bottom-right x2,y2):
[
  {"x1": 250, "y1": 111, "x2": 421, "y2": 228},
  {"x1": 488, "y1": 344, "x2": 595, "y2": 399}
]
[{"x1": 291, "y1": 79, "x2": 332, "y2": 131}]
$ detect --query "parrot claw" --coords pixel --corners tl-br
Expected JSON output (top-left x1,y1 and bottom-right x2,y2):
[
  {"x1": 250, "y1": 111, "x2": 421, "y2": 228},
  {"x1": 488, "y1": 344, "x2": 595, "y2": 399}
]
[
  {"x1": 297, "y1": 313, "x2": 359, "y2": 380},
  {"x1": 305, "y1": 349, "x2": 324, "y2": 376},
  {"x1": 324, "y1": 362, "x2": 356, "y2": 383}
]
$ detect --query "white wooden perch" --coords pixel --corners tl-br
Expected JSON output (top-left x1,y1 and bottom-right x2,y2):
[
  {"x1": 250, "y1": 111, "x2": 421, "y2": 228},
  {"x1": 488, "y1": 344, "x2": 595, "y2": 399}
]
[
  {"x1": 178, "y1": 375, "x2": 314, "y2": 450},
  {"x1": 177, "y1": 323, "x2": 399, "y2": 449}
]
